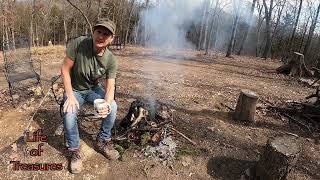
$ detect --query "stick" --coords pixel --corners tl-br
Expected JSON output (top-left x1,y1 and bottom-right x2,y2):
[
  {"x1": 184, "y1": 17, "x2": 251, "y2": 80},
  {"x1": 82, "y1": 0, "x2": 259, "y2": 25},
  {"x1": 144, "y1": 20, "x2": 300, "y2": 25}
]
[
  {"x1": 170, "y1": 127, "x2": 196, "y2": 145},
  {"x1": 221, "y1": 103, "x2": 234, "y2": 111},
  {"x1": 283, "y1": 113, "x2": 311, "y2": 133},
  {"x1": 25, "y1": 88, "x2": 52, "y2": 132}
]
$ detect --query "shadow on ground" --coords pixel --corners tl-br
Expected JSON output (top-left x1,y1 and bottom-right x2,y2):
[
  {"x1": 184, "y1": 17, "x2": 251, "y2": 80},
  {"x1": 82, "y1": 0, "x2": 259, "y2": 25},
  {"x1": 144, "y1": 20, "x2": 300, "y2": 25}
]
[{"x1": 207, "y1": 156, "x2": 255, "y2": 179}]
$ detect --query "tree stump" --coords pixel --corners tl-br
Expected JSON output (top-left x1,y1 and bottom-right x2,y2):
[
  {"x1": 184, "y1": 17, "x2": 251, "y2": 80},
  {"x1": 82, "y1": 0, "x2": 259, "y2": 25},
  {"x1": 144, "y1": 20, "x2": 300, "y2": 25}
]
[
  {"x1": 277, "y1": 52, "x2": 313, "y2": 77},
  {"x1": 233, "y1": 89, "x2": 259, "y2": 122},
  {"x1": 255, "y1": 136, "x2": 300, "y2": 180}
]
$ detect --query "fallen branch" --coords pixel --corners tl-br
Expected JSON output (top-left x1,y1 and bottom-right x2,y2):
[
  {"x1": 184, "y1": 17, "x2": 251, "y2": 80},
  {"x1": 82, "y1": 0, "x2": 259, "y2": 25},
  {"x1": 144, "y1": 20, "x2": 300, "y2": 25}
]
[
  {"x1": 170, "y1": 127, "x2": 196, "y2": 145},
  {"x1": 284, "y1": 113, "x2": 311, "y2": 133},
  {"x1": 221, "y1": 103, "x2": 234, "y2": 111}
]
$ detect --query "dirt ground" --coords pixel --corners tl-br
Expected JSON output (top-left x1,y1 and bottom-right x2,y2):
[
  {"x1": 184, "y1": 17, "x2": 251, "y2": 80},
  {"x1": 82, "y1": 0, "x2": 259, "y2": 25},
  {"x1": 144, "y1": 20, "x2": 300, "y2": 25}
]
[{"x1": 0, "y1": 45, "x2": 319, "y2": 180}]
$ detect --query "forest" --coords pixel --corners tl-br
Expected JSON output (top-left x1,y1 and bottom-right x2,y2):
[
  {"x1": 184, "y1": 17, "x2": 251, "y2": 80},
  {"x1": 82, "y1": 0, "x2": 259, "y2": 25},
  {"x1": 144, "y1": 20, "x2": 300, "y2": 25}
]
[{"x1": 1, "y1": 0, "x2": 320, "y2": 65}]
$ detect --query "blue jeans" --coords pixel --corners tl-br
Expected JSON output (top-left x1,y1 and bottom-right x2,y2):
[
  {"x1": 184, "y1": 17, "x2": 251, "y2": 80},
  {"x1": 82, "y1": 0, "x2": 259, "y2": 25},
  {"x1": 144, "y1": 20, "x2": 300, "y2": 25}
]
[{"x1": 63, "y1": 85, "x2": 117, "y2": 150}]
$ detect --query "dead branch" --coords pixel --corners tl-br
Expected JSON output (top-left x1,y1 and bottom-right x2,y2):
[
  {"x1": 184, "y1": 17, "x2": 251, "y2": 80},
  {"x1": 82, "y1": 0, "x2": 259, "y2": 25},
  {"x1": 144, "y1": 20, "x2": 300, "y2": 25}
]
[
  {"x1": 284, "y1": 113, "x2": 311, "y2": 133},
  {"x1": 221, "y1": 103, "x2": 235, "y2": 111},
  {"x1": 170, "y1": 127, "x2": 197, "y2": 145},
  {"x1": 66, "y1": 0, "x2": 93, "y2": 35}
]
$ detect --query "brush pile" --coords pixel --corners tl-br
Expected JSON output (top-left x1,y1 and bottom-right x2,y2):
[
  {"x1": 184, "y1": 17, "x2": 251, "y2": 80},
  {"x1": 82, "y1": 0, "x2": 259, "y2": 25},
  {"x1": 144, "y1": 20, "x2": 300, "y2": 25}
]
[{"x1": 267, "y1": 87, "x2": 320, "y2": 134}]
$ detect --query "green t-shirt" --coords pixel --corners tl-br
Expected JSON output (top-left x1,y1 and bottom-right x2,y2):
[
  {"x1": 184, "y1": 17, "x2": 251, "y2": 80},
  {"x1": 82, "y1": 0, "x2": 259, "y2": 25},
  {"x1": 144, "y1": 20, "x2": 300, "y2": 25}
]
[{"x1": 66, "y1": 36, "x2": 117, "y2": 91}]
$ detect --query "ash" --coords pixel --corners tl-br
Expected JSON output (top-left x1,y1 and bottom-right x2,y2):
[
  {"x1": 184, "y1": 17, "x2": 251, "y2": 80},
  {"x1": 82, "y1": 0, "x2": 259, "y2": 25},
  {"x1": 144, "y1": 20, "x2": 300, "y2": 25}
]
[{"x1": 143, "y1": 136, "x2": 177, "y2": 162}]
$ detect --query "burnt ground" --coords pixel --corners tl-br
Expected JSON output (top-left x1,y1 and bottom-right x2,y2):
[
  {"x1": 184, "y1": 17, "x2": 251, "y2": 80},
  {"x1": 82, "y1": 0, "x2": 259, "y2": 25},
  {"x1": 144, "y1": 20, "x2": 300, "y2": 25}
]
[{"x1": 0, "y1": 45, "x2": 319, "y2": 180}]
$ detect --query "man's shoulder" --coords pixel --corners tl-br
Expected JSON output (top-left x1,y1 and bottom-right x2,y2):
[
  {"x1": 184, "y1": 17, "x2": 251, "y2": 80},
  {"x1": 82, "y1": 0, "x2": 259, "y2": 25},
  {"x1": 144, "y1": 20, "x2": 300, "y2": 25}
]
[
  {"x1": 67, "y1": 35, "x2": 92, "y2": 46},
  {"x1": 105, "y1": 49, "x2": 116, "y2": 60}
]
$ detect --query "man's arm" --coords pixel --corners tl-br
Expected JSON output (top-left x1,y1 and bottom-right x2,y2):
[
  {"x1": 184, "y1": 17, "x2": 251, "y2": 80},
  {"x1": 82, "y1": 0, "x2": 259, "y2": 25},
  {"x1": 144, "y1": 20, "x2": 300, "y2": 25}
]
[
  {"x1": 104, "y1": 78, "x2": 115, "y2": 105},
  {"x1": 61, "y1": 56, "x2": 79, "y2": 113}
]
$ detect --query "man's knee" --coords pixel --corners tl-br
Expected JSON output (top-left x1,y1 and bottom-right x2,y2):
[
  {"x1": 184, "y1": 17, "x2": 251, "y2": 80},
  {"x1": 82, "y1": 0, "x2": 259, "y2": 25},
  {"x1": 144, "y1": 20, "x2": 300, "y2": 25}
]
[
  {"x1": 63, "y1": 112, "x2": 78, "y2": 130},
  {"x1": 110, "y1": 100, "x2": 117, "y2": 113}
]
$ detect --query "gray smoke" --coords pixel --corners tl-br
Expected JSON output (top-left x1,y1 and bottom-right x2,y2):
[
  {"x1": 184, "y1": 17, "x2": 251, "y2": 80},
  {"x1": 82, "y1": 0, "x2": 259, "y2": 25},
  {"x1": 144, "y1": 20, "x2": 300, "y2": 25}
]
[{"x1": 139, "y1": 0, "x2": 202, "y2": 49}]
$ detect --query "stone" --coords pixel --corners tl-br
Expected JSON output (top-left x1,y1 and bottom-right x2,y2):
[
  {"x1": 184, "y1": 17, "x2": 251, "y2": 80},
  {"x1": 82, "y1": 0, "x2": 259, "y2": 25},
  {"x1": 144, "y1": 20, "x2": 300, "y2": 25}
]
[{"x1": 12, "y1": 94, "x2": 20, "y2": 100}]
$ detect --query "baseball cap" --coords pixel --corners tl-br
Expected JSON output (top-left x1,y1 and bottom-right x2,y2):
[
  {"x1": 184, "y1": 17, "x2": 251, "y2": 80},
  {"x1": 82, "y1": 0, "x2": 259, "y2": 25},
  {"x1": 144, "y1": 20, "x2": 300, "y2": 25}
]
[{"x1": 94, "y1": 18, "x2": 116, "y2": 35}]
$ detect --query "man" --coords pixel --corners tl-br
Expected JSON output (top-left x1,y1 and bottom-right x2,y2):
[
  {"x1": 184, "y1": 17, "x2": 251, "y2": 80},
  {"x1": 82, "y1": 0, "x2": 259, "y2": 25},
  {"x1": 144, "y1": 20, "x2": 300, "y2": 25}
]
[{"x1": 61, "y1": 18, "x2": 119, "y2": 174}]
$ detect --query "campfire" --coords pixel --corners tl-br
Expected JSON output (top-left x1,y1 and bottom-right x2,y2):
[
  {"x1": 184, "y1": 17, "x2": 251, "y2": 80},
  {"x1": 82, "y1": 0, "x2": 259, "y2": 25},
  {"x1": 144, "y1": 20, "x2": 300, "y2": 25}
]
[{"x1": 115, "y1": 99, "x2": 194, "y2": 162}]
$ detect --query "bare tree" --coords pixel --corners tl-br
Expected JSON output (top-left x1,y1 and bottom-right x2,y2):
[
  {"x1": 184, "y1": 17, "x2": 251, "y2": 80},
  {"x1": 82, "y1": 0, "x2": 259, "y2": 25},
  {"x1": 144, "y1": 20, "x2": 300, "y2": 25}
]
[
  {"x1": 125, "y1": 0, "x2": 135, "y2": 44},
  {"x1": 303, "y1": 2, "x2": 320, "y2": 57},
  {"x1": 67, "y1": 0, "x2": 93, "y2": 35},
  {"x1": 237, "y1": 0, "x2": 257, "y2": 55},
  {"x1": 270, "y1": 0, "x2": 286, "y2": 58},
  {"x1": 288, "y1": 0, "x2": 303, "y2": 52},
  {"x1": 205, "y1": 0, "x2": 220, "y2": 55},
  {"x1": 261, "y1": 0, "x2": 274, "y2": 59},
  {"x1": 198, "y1": 0, "x2": 210, "y2": 50},
  {"x1": 256, "y1": 0, "x2": 264, "y2": 57},
  {"x1": 226, "y1": 0, "x2": 241, "y2": 57},
  {"x1": 30, "y1": 0, "x2": 35, "y2": 47},
  {"x1": 298, "y1": 16, "x2": 310, "y2": 52}
]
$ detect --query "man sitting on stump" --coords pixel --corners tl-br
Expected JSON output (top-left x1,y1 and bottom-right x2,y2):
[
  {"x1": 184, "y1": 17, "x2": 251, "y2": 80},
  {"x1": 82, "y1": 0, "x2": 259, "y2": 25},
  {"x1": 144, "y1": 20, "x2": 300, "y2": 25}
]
[{"x1": 61, "y1": 18, "x2": 119, "y2": 174}]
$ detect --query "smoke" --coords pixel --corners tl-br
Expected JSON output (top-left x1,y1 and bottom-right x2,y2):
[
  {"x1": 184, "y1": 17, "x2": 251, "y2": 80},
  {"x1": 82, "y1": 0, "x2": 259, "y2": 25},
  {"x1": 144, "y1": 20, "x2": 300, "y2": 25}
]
[{"x1": 139, "y1": 0, "x2": 202, "y2": 49}]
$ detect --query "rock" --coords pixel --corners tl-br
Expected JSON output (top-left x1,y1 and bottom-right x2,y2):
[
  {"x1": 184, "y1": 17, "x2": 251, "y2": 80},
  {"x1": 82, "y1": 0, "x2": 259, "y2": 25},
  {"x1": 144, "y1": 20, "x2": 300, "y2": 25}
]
[
  {"x1": 33, "y1": 86, "x2": 42, "y2": 96},
  {"x1": 52, "y1": 84, "x2": 59, "y2": 90},
  {"x1": 80, "y1": 140, "x2": 99, "y2": 160},
  {"x1": 22, "y1": 104, "x2": 28, "y2": 110},
  {"x1": 12, "y1": 94, "x2": 20, "y2": 100},
  {"x1": 181, "y1": 156, "x2": 193, "y2": 167}
]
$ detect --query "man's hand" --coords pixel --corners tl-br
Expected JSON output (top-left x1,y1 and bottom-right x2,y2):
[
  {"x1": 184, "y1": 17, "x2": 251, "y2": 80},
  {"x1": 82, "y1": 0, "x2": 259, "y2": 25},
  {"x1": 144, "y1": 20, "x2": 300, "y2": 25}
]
[
  {"x1": 96, "y1": 103, "x2": 111, "y2": 118},
  {"x1": 63, "y1": 95, "x2": 80, "y2": 113}
]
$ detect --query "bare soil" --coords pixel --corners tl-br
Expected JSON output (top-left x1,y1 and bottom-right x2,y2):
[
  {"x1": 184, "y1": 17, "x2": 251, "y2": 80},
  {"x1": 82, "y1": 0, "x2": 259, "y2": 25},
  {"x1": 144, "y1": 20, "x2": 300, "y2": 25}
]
[{"x1": 0, "y1": 45, "x2": 319, "y2": 180}]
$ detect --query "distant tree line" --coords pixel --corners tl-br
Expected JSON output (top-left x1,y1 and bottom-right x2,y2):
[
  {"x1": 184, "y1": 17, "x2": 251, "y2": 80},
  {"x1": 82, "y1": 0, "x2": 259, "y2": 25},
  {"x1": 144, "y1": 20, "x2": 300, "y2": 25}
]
[{"x1": 1, "y1": 0, "x2": 320, "y2": 66}]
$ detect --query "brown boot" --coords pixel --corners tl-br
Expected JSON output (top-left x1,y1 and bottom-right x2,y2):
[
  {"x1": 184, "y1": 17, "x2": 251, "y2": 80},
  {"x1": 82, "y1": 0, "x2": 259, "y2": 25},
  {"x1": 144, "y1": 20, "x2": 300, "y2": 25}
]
[
  {"x1": 95, "y1": 138, "x2": 120, "y2": 160},
  {"x1": 69, "y1": 150, "x2": 83, "y2": 174}
]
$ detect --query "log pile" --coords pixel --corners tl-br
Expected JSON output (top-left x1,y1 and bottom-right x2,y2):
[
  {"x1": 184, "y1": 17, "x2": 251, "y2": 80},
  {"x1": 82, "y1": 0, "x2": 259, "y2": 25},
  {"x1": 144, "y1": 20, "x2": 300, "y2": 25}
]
[{"x1": 267, "y1": 87, "x2": 320, "y2": 133}]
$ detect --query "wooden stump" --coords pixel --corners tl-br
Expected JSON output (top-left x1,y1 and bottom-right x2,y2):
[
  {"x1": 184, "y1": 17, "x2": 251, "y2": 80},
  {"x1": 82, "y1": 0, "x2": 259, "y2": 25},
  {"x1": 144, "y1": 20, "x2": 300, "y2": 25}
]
[
  {"x1": 255, "y1": 136, "x2": 300, "y2": 180},
  {"x1": 233, "y1": 89, "x2": 259, "y2": 122},
  {"x1": 277, "y1": 52, "x2": 313, "y2": 77}
]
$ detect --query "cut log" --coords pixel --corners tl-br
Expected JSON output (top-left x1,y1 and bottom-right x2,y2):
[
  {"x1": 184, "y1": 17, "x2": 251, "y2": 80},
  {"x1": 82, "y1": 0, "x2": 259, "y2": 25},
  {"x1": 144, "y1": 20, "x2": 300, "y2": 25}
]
[
  {"x1": 233, "y1": 89, "x2": 259, "y2": 122},
  {"x1": 255, "y1": 136, "x2": 300, "y2": 180},
  {"x1": 277, "y1": 52, "x2": 313, "y2": 77}
]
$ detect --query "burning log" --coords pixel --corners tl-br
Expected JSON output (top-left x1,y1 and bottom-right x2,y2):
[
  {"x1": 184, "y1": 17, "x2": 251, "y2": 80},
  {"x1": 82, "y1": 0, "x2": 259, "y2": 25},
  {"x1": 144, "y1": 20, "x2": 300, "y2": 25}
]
[
  {"x1": 120, "y1": 99, "x2": 172, "y2": 129},
  {"x1": 255, "y1": 136, "x2": 300, "y2": 180}
]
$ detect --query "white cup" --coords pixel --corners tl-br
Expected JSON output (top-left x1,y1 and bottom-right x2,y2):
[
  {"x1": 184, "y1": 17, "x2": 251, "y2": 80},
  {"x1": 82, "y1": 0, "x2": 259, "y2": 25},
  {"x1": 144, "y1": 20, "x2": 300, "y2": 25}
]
[{"x1": 94, "y1": 99, "x2": 111, "y2": 118}]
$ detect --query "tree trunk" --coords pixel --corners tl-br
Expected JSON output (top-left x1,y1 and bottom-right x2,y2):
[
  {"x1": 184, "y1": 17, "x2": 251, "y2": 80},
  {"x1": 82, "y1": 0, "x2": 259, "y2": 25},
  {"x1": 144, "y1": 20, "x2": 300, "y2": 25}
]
[
  {"x1": 288, "y1": 0, "x2": 303, "y2": 52},
  {"x1": 30, "y1": 0, "x2": 35, "y2": 47},
  {"x1": 237, "y1": 0, "x2": 257, "y2": 55},
  {"x1": 226, "y1": 0, "x2": 240, "y2": 58},
  {"x1": 233, "y1": 89, "x2": 259, "y2": 122},
  {"x1": 255, "y1": 2, "x2": 263, "y2": 57},
  {"x1": 255, "y1": 136, "x2": 300, "y2": 180},
  {"x1": 270, "y1": 1, "x2": 286, "y2": 59},
  {"x1": 197, "y1": 1, "x2": 207, "y2": 50},
  {"x1": 303, "y1": 3, "x2": 320, "y2": 57},
  {"x1": 299, "y1": 17, "x2": 310, "y2": 52},
  {"x1": 262, "y1": 0, "x2": 274, "y2": 59},
  {"x1": 98, "y1": 0, "x2": 102, "y2": 19},
  {"x1": 143, "y1": 0, "x2": 150, "y2": 46},
  {"x1": 202, "y1": 0, "x2": 212, "y2": 50},
  {"x1": 125, "y1": 0, "x2": 135, "y2": 44},
  {"x1": 205, "y1": 0, "x2": 219, "y2": 55}
]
